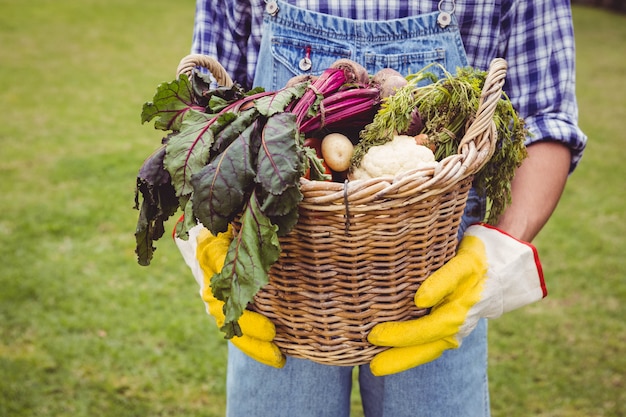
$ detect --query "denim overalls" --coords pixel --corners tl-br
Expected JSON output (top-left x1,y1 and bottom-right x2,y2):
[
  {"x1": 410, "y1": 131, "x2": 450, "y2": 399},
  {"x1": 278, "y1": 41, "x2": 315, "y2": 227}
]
[{"x1": 227, "y1": 2, "x2": 489, "y2": 416}]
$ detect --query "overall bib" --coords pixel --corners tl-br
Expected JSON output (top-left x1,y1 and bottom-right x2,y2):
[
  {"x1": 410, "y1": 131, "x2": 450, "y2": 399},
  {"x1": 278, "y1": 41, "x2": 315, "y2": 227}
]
[{"x1": 227, "y1": 2, "x2": 490, "y2": 416}]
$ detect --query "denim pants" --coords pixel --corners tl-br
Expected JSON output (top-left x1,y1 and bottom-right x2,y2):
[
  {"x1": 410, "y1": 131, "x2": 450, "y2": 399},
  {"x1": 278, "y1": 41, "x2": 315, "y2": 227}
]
[
  {"x1": 226, "y1": 191, "x2": 489, "y2": 417},
  {"x1": 227, "y1": 2, "x2": 491, "y2": 416}
]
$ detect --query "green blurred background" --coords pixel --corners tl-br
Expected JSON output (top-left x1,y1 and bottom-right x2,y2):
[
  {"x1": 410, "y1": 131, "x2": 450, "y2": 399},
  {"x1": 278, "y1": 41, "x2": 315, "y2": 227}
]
[{"x1": 0, "y1": 1, "x2": 624, "y2": 416}]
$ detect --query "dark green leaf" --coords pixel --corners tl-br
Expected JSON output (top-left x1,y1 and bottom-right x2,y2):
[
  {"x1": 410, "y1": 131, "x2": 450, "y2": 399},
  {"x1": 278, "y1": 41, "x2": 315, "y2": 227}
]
[
  {"x1": 256, "y1": 112, "x2": 303, "y2": 195},
  {"x1": 269, "y1": 209, "x2": 300, "y2": 237},
  {"x1": 209, "y1": 112, "x2": 237, "y2": 138},
  {"x1": 173, "y1": 196, "x2": 196, "y2": 241},
  {"x1": 211, "y1": 192, "x2": 280, "y2": 338},
  {"x1": 134, "y1": 176, "x2": 179, "y2": 266},
  {"x1": 259, "y1": 184, "x2": 302, "y2": 218},
  {"x1": 136, "y1": 142, "x2": 170, "y2": 188},
  {"x1": 134, "y1": 143, "x2": 181, "y2": 265},
  {"x1": 141, "y1": 74, "x2": 198, "y2": 131},
  {"x1": 212, "y1": 108, "x2": 259, "y2": 155},
  {"x1": 163, "y1": 110, "x2": 215, "y2": 198},
  {"x1": 254, "y1": 84, "x2": 308, "y2": 116},
  {"x1": 304, "y1": 146, "x2": 332, "y2": 181},
  {"x1": 191, "y1": 120, "x2": 260, "y2": 235}
]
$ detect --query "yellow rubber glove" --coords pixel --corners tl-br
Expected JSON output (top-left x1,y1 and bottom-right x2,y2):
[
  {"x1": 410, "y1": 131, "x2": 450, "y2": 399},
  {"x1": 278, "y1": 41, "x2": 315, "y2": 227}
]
[
  {"x1": 174, "y1": 222, "x2": 285, "y2": 368},
  {"x1": 368, "y1": 224, "x2": 546, "y2": 376}
]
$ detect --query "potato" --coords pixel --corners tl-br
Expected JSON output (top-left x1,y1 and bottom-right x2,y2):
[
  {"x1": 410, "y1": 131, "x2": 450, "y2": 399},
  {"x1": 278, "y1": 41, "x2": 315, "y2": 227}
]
[{"x1": 321, "y1": 133, "x2": 354, "y2": 172}]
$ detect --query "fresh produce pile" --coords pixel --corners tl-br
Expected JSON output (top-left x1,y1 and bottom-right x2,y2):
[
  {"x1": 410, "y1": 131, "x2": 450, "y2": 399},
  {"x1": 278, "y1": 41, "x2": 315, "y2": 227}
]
[{"x1": 134, "y1": 58, "x2": 527, "y2": 338}]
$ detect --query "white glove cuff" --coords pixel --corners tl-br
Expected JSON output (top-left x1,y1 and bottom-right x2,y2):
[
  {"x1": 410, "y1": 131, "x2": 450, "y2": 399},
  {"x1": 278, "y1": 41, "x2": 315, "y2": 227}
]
[
  {"x1": 464, "y1": 223, "x2": 547, "y2": 315},
  {"x1": 173, "y1": 222, "x2": 206, "y2": 289}
]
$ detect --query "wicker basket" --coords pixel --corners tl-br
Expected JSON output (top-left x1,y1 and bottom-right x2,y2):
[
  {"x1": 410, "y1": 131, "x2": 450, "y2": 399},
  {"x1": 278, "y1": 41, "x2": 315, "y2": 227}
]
[{"x1": 177, "y1": 54, "x2": 507, "y2": 366}]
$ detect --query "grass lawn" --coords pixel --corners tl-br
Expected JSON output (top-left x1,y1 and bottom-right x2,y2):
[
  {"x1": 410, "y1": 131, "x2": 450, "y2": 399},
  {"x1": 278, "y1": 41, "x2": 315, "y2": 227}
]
[{"x1": 0, "y1": 2, "x2": 624, "y2": 416}]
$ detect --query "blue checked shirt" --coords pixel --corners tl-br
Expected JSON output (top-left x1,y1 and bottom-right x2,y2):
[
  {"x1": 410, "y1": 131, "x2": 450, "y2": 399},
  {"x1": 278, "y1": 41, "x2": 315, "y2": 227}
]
[{"x1": 191, "y1": 0, "x2": 586, "y2": 171}]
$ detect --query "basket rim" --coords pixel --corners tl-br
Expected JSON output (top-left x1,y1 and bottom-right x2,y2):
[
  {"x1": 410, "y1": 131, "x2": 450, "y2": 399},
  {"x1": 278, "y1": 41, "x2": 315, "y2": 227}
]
[
  {"x1": 299, "y1": 58, "x2": 506, "y2": 208},
  {"x1": 176, "y1": 54, "x2": 508, "y2": 209}
]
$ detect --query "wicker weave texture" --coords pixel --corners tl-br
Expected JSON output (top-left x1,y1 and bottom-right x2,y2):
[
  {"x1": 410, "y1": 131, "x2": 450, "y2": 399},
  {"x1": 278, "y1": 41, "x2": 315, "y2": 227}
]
[
  {"x1": 251, "y1": 178, "x2": 473, "y2": 365},
  {"x1": 177, "y1": 55, "x2": 508, "y2": 366}
]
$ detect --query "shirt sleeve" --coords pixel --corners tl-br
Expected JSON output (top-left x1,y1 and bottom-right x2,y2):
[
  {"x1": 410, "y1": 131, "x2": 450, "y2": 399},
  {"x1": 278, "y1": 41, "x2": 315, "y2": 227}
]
[
  {"x1": 499, "y1": 1, "x2": 587, "y2": 173},
  {"x1": 191, "y1": 0, "x2": 263, "y2": 90}
]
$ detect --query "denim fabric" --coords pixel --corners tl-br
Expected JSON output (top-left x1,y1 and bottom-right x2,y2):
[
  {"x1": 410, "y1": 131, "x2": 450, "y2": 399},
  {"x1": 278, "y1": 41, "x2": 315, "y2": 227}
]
[
  {"x1": 227, "y1": 2, "x2": 490, "y2": 416},
  {"x1": 227, "y1": 319, "x2": 488, "y2": 417},
  {"x1": 226, "y1": 192, "x2": 488, "y2": 417},
  {"x1": 253, "y1": 0, "x2": 468, "y2": 90},
  {"x1": 459, "y1": 187, "x2": 487, "y2": 241}
]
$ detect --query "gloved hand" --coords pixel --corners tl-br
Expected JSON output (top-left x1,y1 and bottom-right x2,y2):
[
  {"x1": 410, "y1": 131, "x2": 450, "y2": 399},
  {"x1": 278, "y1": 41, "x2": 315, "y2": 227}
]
[
  {"x1": 174, "y1": 222, "x2": 286, "y2": 368},
  {"x1": 368, "y1": 223, "x2": 546, "y2": 376}
]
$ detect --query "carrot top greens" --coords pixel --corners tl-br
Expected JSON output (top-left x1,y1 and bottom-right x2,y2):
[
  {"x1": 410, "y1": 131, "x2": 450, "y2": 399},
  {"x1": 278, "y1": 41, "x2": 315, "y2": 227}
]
[{"x1": 355, "y1": 64, "x2": 528, "y2": 224}]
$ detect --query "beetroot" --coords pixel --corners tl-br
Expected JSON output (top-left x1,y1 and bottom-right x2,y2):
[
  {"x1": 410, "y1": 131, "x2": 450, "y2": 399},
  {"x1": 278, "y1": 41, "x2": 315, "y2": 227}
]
[
  {"x1": 285, "y1": 74, "x2": 318, "y2": 88},
  {"x1": 371, "y1": 68, "x2": 408, "y2": 98},
  {"x1": 371, "y1": 68, "x2": 403, "y2": 85},
  {"x1": 380, "y1": 75, "x2": 408, "y2": 98},
  {"x1": 399, "y1": 107, "x2": 424, "y2": 136},
  {"x1": 330, "y1": 58, "x2": 369, "y2": 85}
]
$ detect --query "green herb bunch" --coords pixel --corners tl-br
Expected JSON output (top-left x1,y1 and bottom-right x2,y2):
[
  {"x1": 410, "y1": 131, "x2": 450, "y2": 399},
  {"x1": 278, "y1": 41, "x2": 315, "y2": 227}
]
[{"x1": 355, "y1": 63, "x2": 528, "y2": 224}]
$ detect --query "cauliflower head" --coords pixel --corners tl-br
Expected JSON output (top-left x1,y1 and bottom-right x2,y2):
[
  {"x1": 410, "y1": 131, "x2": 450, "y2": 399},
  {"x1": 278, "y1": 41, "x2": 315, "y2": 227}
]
[{"x1": 349, "y1": 135, "x2": 436, "y2": 180}]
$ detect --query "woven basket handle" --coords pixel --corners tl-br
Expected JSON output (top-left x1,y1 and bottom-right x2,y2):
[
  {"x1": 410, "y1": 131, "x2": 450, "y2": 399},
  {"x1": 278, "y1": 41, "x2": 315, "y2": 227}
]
[
  {"x1": 175, "y1": 54, "x2": 234, "y2": 87},
  {"x1": 458, "y1": 58, "x2": 507, "y2": 158}
]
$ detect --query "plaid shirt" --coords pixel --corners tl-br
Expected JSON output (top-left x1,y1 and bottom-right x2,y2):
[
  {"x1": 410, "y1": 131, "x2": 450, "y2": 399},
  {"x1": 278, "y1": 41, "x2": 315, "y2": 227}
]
[{"x1": 191, "y1": 0, "x2": 586, "y2": 171}]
